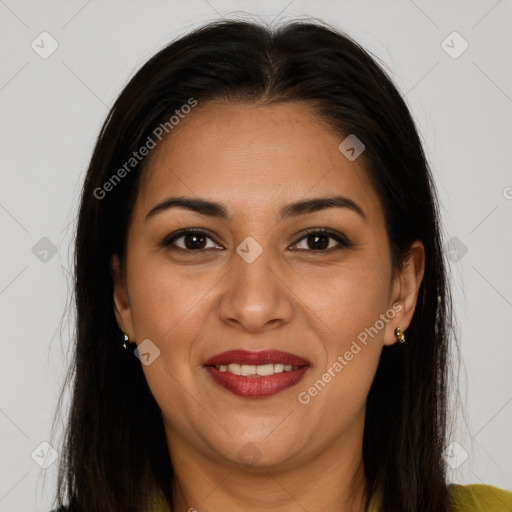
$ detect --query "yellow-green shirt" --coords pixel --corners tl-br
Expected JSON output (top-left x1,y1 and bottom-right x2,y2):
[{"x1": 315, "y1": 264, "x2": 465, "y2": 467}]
[{"x1": 367, "y1": 484, "x2": 512, "y2": 512}]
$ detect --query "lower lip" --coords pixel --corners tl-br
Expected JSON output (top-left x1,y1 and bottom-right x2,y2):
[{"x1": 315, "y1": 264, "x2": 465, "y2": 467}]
[{"x1": 205, "y1": 366, "x2": 309, "y2": 398}]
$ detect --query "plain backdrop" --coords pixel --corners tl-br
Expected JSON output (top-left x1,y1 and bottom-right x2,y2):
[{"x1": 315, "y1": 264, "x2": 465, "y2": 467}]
[{"x1": 1, "y1": 1, "x2": 511, "y2": 510}]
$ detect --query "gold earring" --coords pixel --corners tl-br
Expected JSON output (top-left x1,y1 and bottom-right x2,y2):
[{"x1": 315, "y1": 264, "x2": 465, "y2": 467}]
[
  {"x1": 122, "y1": 332, "x2": 131, "y2": 350},
  {"x1": 395, "y1": 327, "x2": 406, "y2": 344}
]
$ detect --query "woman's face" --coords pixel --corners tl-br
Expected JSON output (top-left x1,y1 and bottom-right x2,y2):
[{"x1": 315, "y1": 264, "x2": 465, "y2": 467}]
[{"x1": 112, "y1": 101, "x2": 424, "y2": 471}]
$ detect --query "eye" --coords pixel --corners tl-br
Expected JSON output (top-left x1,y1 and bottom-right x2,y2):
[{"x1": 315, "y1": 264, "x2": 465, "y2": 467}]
[
  {"x1": 161, "y1": 228, "x2": 223, "y2": 251},
  {"x1": 160, "y1": 227, "x2": 352, "y2": 253},
  {"x1": 290, "y1": 228, "x2": 352, "y2": 252}
]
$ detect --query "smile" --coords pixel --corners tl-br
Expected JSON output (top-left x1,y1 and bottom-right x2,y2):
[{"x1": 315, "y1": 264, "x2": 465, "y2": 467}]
[
  {"x1": 215, "y1": 363, "x2": 299, "y2": 376},
  {"x1": 204, "y1": 349, "x2": 310, "y2": 398}
]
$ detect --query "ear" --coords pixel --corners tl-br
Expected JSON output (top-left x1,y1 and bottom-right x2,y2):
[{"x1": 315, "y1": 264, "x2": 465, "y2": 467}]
[
  {"x1": 383, "y1": 240, "x2": 425, "y2": 346},
  {"x1": 111, "y1": 253, "x2": 134, "y2": 338}
]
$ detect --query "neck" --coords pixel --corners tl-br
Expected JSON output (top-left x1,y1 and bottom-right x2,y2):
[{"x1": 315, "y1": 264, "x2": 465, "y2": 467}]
[{"x1": 166, "y1": 415, "x2": 369, "y2": 512}]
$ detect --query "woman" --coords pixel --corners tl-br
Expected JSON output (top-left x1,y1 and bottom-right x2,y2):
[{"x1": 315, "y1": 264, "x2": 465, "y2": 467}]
[{"x1": 49, "y1": 18, "x2": 512, "y2": 512}]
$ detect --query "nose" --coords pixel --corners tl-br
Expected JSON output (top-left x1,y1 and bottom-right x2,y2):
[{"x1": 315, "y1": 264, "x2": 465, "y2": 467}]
[{"x1": 217, "y1": 243, "x2": 294, "y2": 333}]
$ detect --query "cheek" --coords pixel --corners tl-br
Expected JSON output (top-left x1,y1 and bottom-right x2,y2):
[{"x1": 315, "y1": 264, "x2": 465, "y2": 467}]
[
  {"x1": 127, "y1": 255, "x2": 209, "y2": 343},
  {"x1": 294, "y1": 260, "x2": 389, "y2": 406},
  {"x1": 126, "y1": 260, "x2": 212, "y2": 433},
  {"x1": 296, "y1": 258, "x2": 390, "y2": 344}
]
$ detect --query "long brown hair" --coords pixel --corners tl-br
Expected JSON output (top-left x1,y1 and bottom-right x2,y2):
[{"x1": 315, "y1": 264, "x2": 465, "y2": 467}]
[{"x1": 50, "y1": 18, "x2": 456, "y2": 511}]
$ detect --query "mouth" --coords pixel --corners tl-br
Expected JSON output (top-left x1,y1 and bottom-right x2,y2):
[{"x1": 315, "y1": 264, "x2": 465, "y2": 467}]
[{"x1": 203, "y1": 349, "x2": 311, "y2": 399}]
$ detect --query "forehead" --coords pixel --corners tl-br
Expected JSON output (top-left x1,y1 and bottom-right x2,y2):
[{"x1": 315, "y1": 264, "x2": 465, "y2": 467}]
[{"x1": 135, "y1": 101, "x2": 383, "y2": 225}]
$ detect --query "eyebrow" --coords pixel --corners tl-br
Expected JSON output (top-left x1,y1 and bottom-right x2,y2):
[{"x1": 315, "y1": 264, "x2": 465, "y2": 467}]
[{"x1": 145, "y1": 195, "x2": 366, "y2": 222}]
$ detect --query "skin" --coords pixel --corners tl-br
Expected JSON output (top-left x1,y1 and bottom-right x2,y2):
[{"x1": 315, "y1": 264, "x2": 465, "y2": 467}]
[{"x1": 111, "y1": 100, "x2": 425, "y2": 512}]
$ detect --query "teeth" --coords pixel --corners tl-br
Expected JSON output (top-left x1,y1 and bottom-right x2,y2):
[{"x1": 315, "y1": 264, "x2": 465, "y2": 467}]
[
  {"x1": 256, "y1": 364, "x2": 274, "y2": 376},
  {"x1": 241, "y1": 364, "x2": 256, "y2": 376},
  {"x1": 274, "y1": 364, "x2": 285, "y2": 373},
  {"x1": 227, "y1": 363, "x2": 241, "y2": 375},
  {"x1": 216, "y1": 363, "x2": 299, "y2": 376}
]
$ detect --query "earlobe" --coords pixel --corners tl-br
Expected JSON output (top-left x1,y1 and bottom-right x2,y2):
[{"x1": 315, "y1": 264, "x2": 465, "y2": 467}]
[
  {"x1": 110, "y1": 254, "x2": 133, "y2": 336},
  {"x1": 384, "y1": 240, "x2": 425, "y2": 345}
]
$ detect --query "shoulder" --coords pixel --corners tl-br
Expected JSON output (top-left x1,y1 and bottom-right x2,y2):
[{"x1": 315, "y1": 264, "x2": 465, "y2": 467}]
[{"x1": 448, "y1": 483, "x2": 512, "y2": 511}]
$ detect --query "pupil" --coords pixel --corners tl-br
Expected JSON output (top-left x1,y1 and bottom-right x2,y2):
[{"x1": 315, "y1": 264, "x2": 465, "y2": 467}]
[
  {"x1": 309, "y1": 234, "x2": 328, "y2": 250},
  {"x1": 185, "y1": 233, "x2": 206, "y2": 250}
]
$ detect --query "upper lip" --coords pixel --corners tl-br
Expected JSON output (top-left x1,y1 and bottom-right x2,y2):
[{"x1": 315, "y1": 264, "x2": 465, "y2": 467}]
[{"x1": 204, "y1": 349, "x2": 311, "y2": 367}]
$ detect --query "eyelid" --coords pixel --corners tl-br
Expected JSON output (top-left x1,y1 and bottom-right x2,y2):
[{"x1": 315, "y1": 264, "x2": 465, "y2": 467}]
[
  {"x1": 290, "y1": 227, "x2": 352, "y2": 250},
  {"x1": 161, "y1": 227, "x2": 352, "y2": 251},
  {"x1": 161, "y1": 227, "x2": 223, "y2": 249}
]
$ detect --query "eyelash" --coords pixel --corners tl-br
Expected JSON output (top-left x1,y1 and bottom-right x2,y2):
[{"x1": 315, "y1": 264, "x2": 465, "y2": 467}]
[{"x1": 160, "y1": 227, "x2": 353, "y2": 253}]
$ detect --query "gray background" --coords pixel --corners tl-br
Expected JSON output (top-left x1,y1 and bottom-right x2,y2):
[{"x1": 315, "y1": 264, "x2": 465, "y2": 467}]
[{"x1": 1, "y1": 1, "x2": 511, "y2": 510}]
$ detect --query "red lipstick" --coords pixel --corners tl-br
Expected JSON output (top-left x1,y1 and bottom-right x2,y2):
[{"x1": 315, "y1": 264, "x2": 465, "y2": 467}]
[{"x1": 204, "y1": 350, "x2": 310, "y2": 399}]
